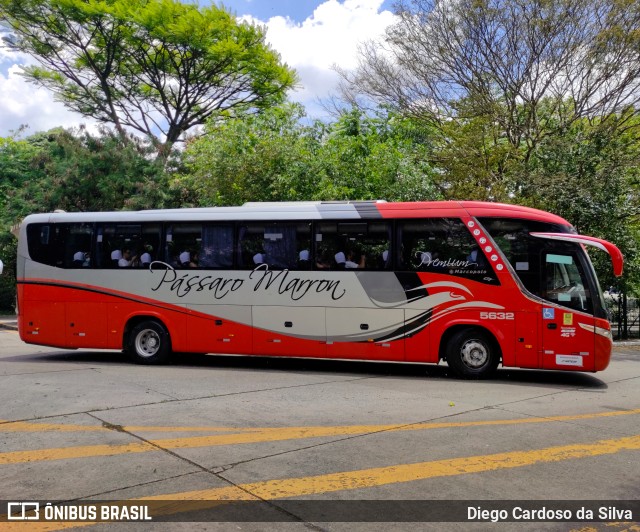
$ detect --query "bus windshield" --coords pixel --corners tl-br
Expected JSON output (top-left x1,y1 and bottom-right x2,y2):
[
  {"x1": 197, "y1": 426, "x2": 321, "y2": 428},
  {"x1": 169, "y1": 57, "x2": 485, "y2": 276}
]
[{"x1": 479, "y1": 218, "x2": 604, "y2": 318}]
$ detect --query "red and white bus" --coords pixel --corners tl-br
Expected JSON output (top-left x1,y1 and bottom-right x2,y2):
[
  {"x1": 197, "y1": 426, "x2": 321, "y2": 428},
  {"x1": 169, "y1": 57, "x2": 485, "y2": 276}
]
[{"x1": 16, "y1": 201, "x2": 623, "y2": 378}]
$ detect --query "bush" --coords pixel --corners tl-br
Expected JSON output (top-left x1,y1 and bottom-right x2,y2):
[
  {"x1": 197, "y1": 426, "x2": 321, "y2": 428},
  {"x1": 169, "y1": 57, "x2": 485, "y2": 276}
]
[{"x1": 0, "y1": 233, "x2": 17, "y2": 313}]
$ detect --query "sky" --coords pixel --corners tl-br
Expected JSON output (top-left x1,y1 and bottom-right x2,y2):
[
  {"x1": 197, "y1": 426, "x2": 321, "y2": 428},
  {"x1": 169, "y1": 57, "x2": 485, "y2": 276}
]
[{"x1": 0, "y1": 0, "x2": 396, "y2": 138}]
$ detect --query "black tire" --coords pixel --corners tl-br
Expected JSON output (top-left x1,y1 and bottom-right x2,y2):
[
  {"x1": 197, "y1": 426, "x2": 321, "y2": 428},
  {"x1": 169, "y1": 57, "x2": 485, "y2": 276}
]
[
  {"x1": 445, "y1": 328, "x2": 499, "y2": 379},
  {"x1": 126, "y1": 320, "x2": 172, "y2": 365}
]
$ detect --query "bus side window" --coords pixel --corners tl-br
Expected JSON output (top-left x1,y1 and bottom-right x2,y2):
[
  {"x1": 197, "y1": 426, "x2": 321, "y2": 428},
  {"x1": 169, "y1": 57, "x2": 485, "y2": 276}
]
[
  {"x1": 167, "y1": 223, "x2": 202, "y2": 268},
  {"x1": 238, "y1": 222, "x2": 303, "y2": 270},
  {"x1": 315, "y1": 222, "x2": 338, "y2": 269},
  {"x1": 26, "y1": 223, "x2": 92, "y2": 269},
  {"x1": 27, "y1": 223, "x2": 60, "y2": 267},
  {"x1": 361, "y1": 221, "x2": 391, "y2": 270},
  {"x1": 315, "y1": 221, "x2": 391, "y2": 271},
  {"x1": 398, "y1": 219, "x2": 498, "y2": 284},
  {"x1": 200, "y1": 224, "x2": 233, "y2": 268},
  {"x1": 95, "y1": 223, "x2": 158, "y2": 268},
  {"x1": 65, "y1": 223, "x2": 93, "y2": 268},
  {"x1": 263, "y1": 224, "x2": 298, "y2": 269},
  {"x1": 138, "y1": 223, "x2": 161, "y2": 268},
  {"x1": 238, "y1": 223, "x2": 265, "y2": 269},
  {"x1": 294, "y1": 222, "x2": 312, "y2": 270},
  {"x1": 397, "y1": 220, "x2": 438, "y2": 271}
]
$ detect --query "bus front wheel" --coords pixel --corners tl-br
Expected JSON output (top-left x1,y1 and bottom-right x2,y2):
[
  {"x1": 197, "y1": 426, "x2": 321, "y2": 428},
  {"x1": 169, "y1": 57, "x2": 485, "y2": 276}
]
[
  {"x1": 126, "y1": 320, "x2": 172, "y2": 365},
  {"x1": 445, "y1": 329, "x2": 499, "y2": 379}
]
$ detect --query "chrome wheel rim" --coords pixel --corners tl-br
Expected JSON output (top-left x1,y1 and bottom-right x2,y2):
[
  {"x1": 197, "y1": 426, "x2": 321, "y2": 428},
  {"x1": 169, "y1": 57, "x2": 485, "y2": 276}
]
[
  {"x1": 135, "y1": 329, "x2": 161, "y2": 358},
  {"x1": 460, "y1": 339, "x2": 489, "y2": 369}
]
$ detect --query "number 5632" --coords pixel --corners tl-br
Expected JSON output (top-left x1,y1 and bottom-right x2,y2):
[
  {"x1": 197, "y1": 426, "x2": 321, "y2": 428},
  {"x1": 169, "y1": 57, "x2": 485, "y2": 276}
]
[{"x1": 480, "y1": 312, "x2": 514, "y2": 320}]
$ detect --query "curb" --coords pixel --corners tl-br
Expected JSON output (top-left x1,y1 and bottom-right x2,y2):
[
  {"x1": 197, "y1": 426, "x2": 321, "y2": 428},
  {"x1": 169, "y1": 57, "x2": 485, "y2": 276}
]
[
  {"x1": 0, "y1": 316, "x2": 18, "y2": 331},
  {"x1": 613, "y1": 340, "x2": 640, "y2": 346}
]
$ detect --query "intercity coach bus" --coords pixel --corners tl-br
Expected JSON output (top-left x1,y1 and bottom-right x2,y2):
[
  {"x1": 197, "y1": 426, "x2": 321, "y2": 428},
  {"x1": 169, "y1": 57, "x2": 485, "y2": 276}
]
[{"x1": 16, "y1": 201, "x2": 623, "y2": 378}]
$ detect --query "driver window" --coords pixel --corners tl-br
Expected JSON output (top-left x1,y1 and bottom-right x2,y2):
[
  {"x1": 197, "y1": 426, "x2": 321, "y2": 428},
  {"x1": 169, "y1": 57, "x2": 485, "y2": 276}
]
[{"x1": 544, "y1": 252, "x2": 592, "y2": 313}]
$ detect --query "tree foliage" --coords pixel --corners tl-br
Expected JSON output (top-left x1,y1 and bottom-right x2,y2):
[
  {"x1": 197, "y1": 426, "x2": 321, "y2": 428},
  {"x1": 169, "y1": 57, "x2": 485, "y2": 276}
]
[
  {"x1": 176, "y1": 103, "x2": 441, "y2": 206},
  {"x1": 317, "y1": 108, "x2": 440, "y2": 201},
  {"x1": 521, "y1": 113, "x2": 640, "y2": 289},
  {"x1": 432, "y1": 95, "x2": 520, "y2": 201},
  {"x1": 0, "y1": 0, "x2": 296, "y2": 158},
  {"x1": 0, "y1": 126, "x2": 178, "y2": 310},
  {"x1": 0, "y1": 231, "x2": 16, "y2": 311},
  {"x1": 176, "y1": 103, "x2": 320, "y2": 205},
  {"x1": 1, "y1": 127, "x2": 172, "y2": 227},
  {"x1": 0, "y1": 134, "x2": 45, "y2": 233},
  {"x1": 340, "y1": 0, "x2": 640, "y2": 162}
]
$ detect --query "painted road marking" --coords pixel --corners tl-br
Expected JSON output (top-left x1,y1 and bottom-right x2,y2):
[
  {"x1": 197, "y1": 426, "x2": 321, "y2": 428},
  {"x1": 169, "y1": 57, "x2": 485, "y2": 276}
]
[
  {"x1": 2, "y1": 408, "x2": 640, "y2": 465},
  {"x1": 3, "y1": 432, "x2": 640, "y2": 530},
  {"x1": 3, "y1": 407, "x2": 640, "y2": 433},
  {"x1": 4, "y1": 407, "x2": 640, "y2": 433},
  {"x1": 0, "y1": 421, "x2": 258, "y2": 433},
  {"x1": 142, "y1": 434, "x2": 640, "y2": 501}
]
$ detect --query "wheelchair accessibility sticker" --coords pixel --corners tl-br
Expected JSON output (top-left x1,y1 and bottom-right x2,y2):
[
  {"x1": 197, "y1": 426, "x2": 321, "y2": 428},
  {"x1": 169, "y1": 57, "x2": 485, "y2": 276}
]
[{"x1": 543, "y1": 308, "x2": 555, "y2": 320}]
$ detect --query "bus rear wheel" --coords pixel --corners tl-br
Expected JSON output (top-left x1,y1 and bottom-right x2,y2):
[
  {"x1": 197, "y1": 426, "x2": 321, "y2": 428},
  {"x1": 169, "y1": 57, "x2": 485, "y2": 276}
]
[
  {"x1": 126, "y1": 320, "x2": 172, "y2": 365},
  {"x1": 445, "y1": 328, "x2": 499, "y2": 379}
]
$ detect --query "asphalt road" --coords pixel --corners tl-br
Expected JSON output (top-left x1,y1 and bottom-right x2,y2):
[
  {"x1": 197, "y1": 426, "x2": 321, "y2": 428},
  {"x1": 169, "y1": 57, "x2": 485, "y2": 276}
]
[{"x1": 1, "y1": 326, "x2": 639, "y2": 531}]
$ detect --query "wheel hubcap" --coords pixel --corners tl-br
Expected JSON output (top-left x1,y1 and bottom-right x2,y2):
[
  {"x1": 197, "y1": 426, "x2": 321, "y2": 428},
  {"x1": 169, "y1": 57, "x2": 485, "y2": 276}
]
[
  {"x1": 135, "y1": 329, "x2": 160, "y2": 358},
  {"x1": 460, "y1": 339, "x2": 488, "y2": 368}
]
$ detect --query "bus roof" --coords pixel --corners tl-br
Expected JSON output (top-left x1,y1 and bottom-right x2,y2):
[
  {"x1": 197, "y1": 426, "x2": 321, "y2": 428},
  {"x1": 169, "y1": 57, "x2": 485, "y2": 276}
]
[{"x1": 21, "y1": 200, "x2": 572, "y2": 226}]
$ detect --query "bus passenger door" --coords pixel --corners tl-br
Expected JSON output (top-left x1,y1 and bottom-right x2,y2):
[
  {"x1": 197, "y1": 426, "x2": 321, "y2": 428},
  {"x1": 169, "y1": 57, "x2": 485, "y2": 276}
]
[{"x1": 540, "y1": 251, "x2": 595, "y2": 371}]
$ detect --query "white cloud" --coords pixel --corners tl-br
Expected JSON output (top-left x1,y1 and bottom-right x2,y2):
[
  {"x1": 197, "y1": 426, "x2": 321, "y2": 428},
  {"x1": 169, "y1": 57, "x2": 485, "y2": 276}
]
[
  {"x1": 244, "y1": 0, "x2": 396, "y2": 112},
  {"x1": 0, "y1": 0, "x2": 395, "y2": 136},
  {"x1": 0, "y1": 57, "x2": 98, "y2": 137}
]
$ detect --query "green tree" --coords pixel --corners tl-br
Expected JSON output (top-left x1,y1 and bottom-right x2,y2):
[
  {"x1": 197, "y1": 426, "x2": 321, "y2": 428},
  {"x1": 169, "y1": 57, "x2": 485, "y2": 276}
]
[
  {"x1": 0, "y1": 126, "x2": 179, "y2": 309},
  {"x1": 178, "y1": 104, "x2": 441, "y2": 205},
  {"x1": 316, "y1": 108, "x2": 440, "y2": 201},
  {"x1": 0, "y1": 134, "x2": 44, "y2": 229},
  {"x1": 2, "y1": 128, "x2": 172, "y2": 225},
  {"x1": 0, "y1": 0, "x2": 296, "y2": 160},
  {"x1": 0, "y1": 232, "x2": 16, "y2": 311},
  {"x1": 0, "y1": 135, "x2": 37, "y2": 312},
  {"x1": 431, "y1": 96, "x2": 520, "y2": 201},
  {"x1": 340, "y1": 0, "x2": 640, "y2": 204},
  {"x1": 521, "y1": 114, "x2": 640, "y2": 291},
  {"x1": 177, "y1": 103, "x2": 321, "y2": 206}
]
